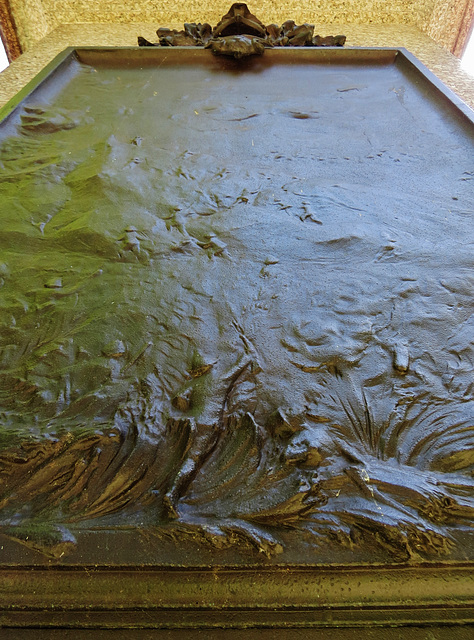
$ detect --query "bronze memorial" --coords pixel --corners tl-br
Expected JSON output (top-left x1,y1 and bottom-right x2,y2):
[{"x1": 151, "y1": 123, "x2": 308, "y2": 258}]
[{"x1": 0, "y1": 5, "x2": 472, "y2": 635}]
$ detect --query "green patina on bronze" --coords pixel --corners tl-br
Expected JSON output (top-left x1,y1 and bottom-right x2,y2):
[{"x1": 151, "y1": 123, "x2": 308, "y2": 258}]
[{"x1": 0, "y1": 48, "x2": 472, "y2": 563}]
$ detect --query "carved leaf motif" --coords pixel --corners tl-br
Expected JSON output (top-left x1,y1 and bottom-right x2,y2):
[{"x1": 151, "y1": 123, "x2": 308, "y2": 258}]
[
  {"x1": 286, "y1": 375, "x2": 474, "y2": 559},
  {"x1": 184, "y1": 411, "x2": 322, "y2": 521},
  {"x1": 0, "y1": 374, "x2": 473, "y2": 560}
]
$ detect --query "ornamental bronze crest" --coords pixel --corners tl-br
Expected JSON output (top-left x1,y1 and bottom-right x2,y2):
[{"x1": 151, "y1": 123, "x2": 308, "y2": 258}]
[{"x1": 138, "y1": 3, "x2": 346, "y2": 58}]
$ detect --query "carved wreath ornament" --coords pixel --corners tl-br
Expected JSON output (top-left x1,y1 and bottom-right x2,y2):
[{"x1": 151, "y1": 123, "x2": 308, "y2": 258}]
[{"x1": 138, "y1": 3, "x2": 346, "y2": 58}]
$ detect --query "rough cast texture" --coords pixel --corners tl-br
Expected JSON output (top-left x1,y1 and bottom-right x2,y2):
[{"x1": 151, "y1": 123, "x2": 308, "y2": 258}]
[
  {"x1": 0, "y1": 49, "x2": 473, "y2": 561},
  {"x1": 4, "y1": 0, "x2": 454, "y2": 51}
]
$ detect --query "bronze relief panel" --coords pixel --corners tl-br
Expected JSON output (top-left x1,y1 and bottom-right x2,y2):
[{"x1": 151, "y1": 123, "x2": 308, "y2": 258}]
[{"x1": 0, "y1": 10, "x2": 472, "y2": 631}]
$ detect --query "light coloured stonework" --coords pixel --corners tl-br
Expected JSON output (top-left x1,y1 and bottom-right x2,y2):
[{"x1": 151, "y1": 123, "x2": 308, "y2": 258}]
[
  {"x1": 7, "y1": 0, "x2": 466, "y2": 52},
  {"x1": 427, "y1": 0, "x2": 474, "y2": 55}
]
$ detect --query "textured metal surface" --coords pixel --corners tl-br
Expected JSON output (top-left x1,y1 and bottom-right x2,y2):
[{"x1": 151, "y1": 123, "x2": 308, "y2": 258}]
[
  {"x1": 0, "y1": 46, "x2": 472, "y2": 630},
  {"x1": 0, "y1": 564, "x2": 473, "y2": 627}
]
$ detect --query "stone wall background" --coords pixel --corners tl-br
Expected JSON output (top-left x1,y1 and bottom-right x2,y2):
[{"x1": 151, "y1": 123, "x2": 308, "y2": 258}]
[
  {"x1": 5, "y1": 0, "x2": 473, "y2": 55},
  {"x1": 427, "y1": 0, "x2": 474, "y2": 54}
]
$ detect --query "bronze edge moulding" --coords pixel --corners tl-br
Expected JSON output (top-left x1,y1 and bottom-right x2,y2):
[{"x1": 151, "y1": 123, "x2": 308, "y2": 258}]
[
  {"x1": 0, "y1": 4, "x2": 472, "y2": 566},
  {"x1": 0, "y1": 5, "x2": 473, "y2": 630},
  {"x1": 138, "y1": 2, "x2": 347, "y2": 59}
]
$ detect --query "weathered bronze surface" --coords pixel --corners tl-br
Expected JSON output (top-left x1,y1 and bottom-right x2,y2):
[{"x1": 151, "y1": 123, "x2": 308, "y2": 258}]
[
  {"x1": 138, "y1": 3, "x2": 346, "y2": 57},
  {"x1": 207, "y1": 34, "x2": 267, "y2": 60},
  {"x1": 213, "y1": 3, "x2": 267, "y2": 38},
  {"x1": 0, "y1": 46, "x2": 472, "y2": 631}
]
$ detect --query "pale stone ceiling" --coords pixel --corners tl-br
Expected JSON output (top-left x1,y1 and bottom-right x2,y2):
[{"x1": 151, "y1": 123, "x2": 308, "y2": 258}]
[{"x1": 6, "y1": 0, "x2": 470, "y2": 54}]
